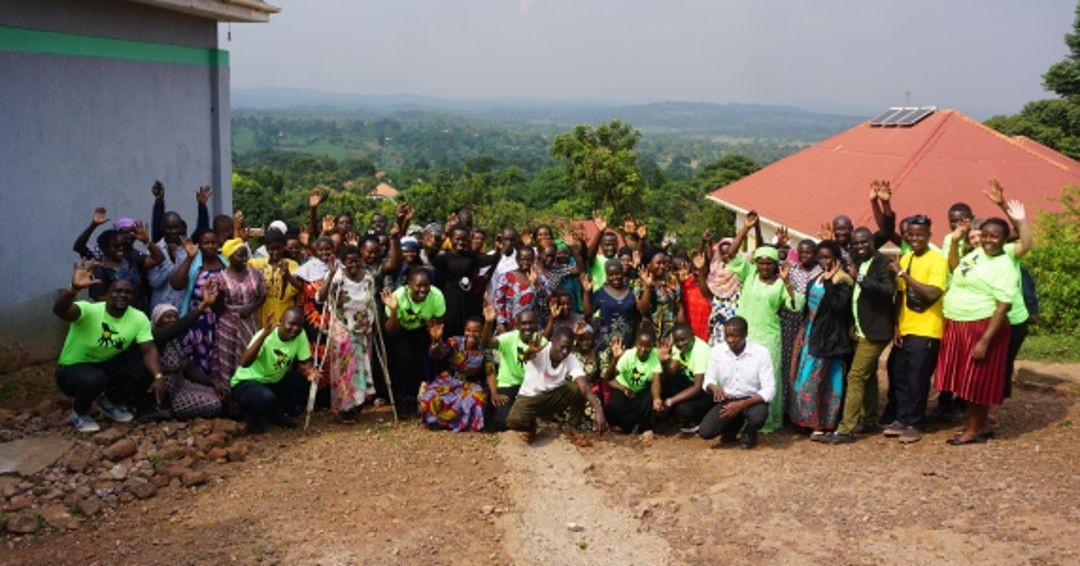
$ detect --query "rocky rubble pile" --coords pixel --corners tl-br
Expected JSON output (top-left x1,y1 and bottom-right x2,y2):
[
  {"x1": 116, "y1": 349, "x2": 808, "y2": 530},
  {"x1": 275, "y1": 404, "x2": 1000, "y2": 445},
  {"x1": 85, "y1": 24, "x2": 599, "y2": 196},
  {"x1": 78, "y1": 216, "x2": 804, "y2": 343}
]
[{"x1": 1, "y1": 399, "x2": 251, "y2": 536}]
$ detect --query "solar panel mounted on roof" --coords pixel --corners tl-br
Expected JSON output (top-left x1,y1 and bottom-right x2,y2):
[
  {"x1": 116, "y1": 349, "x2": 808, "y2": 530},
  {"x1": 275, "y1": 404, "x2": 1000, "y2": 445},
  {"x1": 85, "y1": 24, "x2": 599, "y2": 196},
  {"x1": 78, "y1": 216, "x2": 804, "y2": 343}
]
[
  {"x1": 869, "y1": 107, "x2": 905, "y2": 127},
  {"x1": 897, "y1": 106, "x2": 936, "y2": 126},
  {"x1": 884, "y1": 107, "x2": 923, "y2": 126}
]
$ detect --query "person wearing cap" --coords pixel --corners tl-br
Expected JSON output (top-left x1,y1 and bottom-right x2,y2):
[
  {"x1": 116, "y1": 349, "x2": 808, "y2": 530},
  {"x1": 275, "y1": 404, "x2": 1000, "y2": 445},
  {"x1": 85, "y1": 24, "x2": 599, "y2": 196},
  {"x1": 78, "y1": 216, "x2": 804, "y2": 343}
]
[
  {"x1": 723, "y1": 213, "x2": 800, "y2": 433},
  {"x1": 252, "y1": 220, "x2": 288, "y2": 258},
  {"x1": 206, "y1": 237, "x2": 266, "y2": 390},
  {"x1": 395, "y1": 236, "x2": 432, "y2": 289}
]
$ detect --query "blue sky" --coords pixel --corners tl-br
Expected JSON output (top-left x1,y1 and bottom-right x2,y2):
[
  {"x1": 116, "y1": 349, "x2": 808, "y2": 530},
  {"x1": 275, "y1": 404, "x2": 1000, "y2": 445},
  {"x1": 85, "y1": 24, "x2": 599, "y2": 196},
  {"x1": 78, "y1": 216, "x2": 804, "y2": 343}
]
[{"x1": 223, "y1": 0, "x2": 1075, "y2": 117}]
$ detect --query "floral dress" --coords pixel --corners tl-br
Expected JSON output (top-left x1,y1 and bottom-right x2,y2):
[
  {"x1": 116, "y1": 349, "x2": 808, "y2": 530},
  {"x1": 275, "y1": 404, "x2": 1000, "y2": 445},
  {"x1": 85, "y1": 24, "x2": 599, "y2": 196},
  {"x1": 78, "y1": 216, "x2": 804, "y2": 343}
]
[
  {"x1": 209, "y1": 268, "x2": 266, "y2": 389},
  {"x1": 780, "y1": 263, "x2": 821, "y2": 405},
  {"x1": 418, "y1": 336, "x2": 491, "y2": 431},
  {"x1": 183, "y1": 268, "x2": 221, "y2": 375},
  {"x1": 325, "y1": 270, "x2": 377, "y2": 413},
  {"x1": 161, "y1": 340, "x2": 221, "y2": 419},
  {"x1": 789, "y1": 278, "x2": 845, "y2": 430},
  {"x1": 632, "y1": 274, "x2": 682, "y2": 339},
  {"x1": 295, "y1": 259, "x2": 335, "y2": 387},
  {"x1": 494, "y1": 270, "x2": 536, "y2": 329}
]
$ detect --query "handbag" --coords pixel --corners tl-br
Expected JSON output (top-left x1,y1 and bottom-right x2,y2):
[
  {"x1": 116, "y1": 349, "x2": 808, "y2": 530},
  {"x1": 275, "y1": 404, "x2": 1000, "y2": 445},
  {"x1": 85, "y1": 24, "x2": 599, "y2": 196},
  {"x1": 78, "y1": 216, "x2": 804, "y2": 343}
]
[{"x1": 903, "y1": 255, "x2": 940, "y2": 313}]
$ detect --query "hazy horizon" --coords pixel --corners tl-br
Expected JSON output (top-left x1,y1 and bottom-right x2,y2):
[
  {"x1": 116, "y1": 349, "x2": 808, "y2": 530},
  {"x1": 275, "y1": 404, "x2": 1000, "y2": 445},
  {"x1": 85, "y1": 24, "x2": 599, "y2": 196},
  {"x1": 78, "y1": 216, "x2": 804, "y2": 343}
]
[{"x1": 221, "y1": 0, "x2": 1075, "y2": 118}]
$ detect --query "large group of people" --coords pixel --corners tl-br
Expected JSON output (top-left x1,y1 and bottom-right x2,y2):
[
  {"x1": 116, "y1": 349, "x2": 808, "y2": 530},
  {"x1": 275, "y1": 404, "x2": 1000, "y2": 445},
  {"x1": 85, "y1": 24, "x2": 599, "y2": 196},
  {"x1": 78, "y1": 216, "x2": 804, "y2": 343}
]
[{"x1": 53, "y1": 178, "x2": 1039, "y2": 448}]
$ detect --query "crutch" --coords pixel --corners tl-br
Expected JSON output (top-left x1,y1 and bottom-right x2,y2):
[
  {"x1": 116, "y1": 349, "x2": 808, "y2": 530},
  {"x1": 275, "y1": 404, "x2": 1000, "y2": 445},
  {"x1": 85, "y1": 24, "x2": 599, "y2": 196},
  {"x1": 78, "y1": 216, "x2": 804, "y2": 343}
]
[
  {"x1": 370, "y1": 289, "x2": 398, "y2": 423},
  {"x1": 304, "y1": 278, "x2": 336, "y2": 431}
]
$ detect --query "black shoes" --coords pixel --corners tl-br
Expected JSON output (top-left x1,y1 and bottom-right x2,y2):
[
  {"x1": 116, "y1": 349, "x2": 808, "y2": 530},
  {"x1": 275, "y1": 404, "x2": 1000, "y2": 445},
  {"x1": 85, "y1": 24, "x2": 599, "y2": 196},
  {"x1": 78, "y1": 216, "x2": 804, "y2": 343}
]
[
  {"x1": 739, "y1": 432, "x2": 758, "y2": 449},
  {"x1": 823, "y1": 432, "x2": 856, "y2": 444}
]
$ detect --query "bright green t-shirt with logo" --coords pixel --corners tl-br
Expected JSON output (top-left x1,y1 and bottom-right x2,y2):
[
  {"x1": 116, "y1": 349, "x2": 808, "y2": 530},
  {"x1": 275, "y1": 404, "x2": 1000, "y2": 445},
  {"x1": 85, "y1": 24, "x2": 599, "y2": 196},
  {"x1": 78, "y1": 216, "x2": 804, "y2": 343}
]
[
  {"x1": 1001, "y1": 243, "x2": 1030, "y2": 326},
  {"x1": 231, "y1": 328, "x2": 312, "y2": 386},
  {"x1": 943, "y1": 247, "x2": 1019, "y2": 322},
  {"x1": 386, "y1": 286, "x2": 446, "y2": 331},
  {"x1": 495, "y1": 330, "x2": 546, "y2": 388},
  {"x1": 58, "y1": 302, "x2": 153, "y2": 366},
  {"x1": 671, "y1": 337, "x2": 710, "y2": 383},
  {"x1": 590, "y1": 254, "x2": 610, "y2": 291},
  {"x1": 614, "y1": 348, "x2": 662, "y2": 393}
]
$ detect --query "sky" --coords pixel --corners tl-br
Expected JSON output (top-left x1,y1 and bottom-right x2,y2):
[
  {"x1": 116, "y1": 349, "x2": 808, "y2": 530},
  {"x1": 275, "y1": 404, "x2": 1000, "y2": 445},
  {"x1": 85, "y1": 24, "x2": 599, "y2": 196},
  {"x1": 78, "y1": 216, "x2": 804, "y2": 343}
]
[{"x1": 221, "y1": 0, "x2": 1076, "y2": 117}]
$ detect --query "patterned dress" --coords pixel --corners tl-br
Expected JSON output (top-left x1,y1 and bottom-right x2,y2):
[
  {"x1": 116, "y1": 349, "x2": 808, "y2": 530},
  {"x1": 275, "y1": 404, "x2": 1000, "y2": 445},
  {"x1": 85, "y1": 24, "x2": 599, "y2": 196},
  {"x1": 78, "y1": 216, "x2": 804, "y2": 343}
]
[
  {"x1": 326, "y1": 270, "x2": 377, "y2": 413},
  {"x1": 632, "y1": 274, "x2": 682, "y2": 339},
  {"x1": 418, "y1": 336, "x2": 491, "y2": 431},
  {"x1": 161, "y1": 340, "x2": 221, "y2": 419},
  {"x1": 209, "y1": 268, "x2": 266, "y2": 389},
  {"x1": 789, "y1": 278, "x2": 845, "y2": 430},
  {"x1": 591, "y1": 286, "x2": 638, "y2": 356},
  {"x1": 780, "y1": 262, "x2": 822, "y2": 404},
  {"x1": 494, "y1": 270, "x2": 537, "y2": 329},
  {"x1": 183, "y1": 268, "x2": 222, "y2": 375},
  {"x1": 296, "y1": 259, "x2": 335, "y2": 387}
]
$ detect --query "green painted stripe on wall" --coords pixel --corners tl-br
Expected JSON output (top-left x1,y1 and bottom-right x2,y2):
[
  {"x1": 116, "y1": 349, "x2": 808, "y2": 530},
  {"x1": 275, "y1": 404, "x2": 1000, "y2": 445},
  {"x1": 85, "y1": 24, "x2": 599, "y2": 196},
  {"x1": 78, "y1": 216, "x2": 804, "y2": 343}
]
[{"x1": 0, "y1": 25, "x2": 228, "y2": 66}]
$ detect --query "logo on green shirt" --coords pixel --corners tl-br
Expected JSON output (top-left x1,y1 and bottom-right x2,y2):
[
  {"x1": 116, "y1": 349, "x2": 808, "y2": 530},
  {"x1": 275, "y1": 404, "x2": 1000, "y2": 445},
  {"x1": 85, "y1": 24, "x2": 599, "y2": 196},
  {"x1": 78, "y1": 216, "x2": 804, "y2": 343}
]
[
  {"x1": 97, "y1": 323, "x2": 125, "y2": 350},
  {"x1": 629, "y1": 367, "x2": 645, "y2": 387},
  {"x1": 272, "y1": 348, "x2": 289, "y2": 369}
]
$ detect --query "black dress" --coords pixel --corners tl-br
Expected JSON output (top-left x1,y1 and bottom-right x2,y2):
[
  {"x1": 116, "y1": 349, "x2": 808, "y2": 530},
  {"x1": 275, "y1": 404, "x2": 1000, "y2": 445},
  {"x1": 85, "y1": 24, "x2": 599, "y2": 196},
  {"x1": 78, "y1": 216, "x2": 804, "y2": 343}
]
[{"x1": 431, "y1": 251, "x2": 497, "y2": 338}]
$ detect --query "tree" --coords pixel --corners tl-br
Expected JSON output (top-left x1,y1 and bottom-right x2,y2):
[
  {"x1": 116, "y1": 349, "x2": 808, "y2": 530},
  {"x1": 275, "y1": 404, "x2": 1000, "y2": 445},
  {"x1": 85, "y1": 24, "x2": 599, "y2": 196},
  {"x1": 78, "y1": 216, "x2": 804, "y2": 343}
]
[
  {"x1": 1044, "y1": 3, "x2": 1080, "y2": 100},
  {"x1": 549, "y1": 120, "x2": 645, "y2": 219}
]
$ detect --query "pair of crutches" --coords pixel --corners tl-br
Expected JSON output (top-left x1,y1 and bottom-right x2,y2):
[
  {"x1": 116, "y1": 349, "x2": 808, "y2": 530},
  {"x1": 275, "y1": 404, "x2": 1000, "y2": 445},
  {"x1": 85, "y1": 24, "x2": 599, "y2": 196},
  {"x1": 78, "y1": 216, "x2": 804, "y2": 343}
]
[{"x1": 304, "y1": 275, "x2": 397, "y2": 430}]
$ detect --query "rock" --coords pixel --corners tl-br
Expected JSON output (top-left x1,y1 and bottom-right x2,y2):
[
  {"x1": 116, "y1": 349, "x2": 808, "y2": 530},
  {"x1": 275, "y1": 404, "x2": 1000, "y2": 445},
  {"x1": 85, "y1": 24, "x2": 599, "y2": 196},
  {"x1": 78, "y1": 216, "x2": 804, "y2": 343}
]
[
  {"x1": 194, "y1": 433, "x2": 227, "y2": 453},
  {"x1": 118, "y1": 491, "x2": 135, "y2": 504},
  {"x1": 150, "y1": 474, "x2": 170, "y2": 489},
  {"x1": 206, "y1": 448, "x2": 228, "y2": 461},
  {"x1": 61, "y1": 448, "x2": 94, "y2": 473},
  {"x1": 160, "y1": 465, "x2": 190, "y2": 480},
  {"x1": 181, "y1": 470, "x2": 208, "y2": 487},
  {"x1": 2, "y1": 495, "x2": 34, "y2": 512},
  {"x1": 225, "y1": 446, "x2": 246, "y2": 463},
  {"x1": 566, "y1": 522, "x2": 585, "y2": 532},
  {"x1": 160, "y1": 445, "x2": 189, "y2": 460},
  {"x1": 103, "y1": 439, "x2": 137, "y2": 462},
  {"x1": 0, "y1": 408, "x2": 15, "y2": 422},
  {"x1": 93, "y1": 428, "x2": 125, "y2": 445},
  {"x1": 125, "y1": 479, "x2": 157, "y2": 500},
  {"x1": 39, "y1": 504, "x2": 79, "y2": 530},
  {"x1": 480, "y1": 505, "x2": 495, "y2": 515},
  {"x1": 77, "y1": 498, "x2": 103, "y2": 517},
  {"x1": 5, "y1": 512, "x2": 40, "y2": 534},
  {"x1": 32, "y1": 399, "x2": 59, "y2": 416},
  {"x1": 107, "y1": 463, "x2": 129, "y2": 480},
  {"x1": 211, "y1": 419, "x2": 242, "y2": 436}
]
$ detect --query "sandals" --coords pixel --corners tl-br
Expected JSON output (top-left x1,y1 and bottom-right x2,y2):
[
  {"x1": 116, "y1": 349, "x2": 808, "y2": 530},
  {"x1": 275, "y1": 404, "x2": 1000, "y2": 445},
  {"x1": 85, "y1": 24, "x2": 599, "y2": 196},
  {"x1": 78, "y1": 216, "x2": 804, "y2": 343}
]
[{"x1": 946, "y1": 435, "x2": 988, "y2": 446}]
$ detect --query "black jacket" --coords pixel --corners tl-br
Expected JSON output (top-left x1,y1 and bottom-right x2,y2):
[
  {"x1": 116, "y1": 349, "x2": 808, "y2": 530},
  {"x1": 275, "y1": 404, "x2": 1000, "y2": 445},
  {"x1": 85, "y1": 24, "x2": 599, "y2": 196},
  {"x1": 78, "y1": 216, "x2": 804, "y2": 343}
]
[
  {"x1": 853, "y1": 252, "x2": 897, "y2": 343},
  {"x1": 806, "y1": 277, "x2": 854, "y2": 358}
]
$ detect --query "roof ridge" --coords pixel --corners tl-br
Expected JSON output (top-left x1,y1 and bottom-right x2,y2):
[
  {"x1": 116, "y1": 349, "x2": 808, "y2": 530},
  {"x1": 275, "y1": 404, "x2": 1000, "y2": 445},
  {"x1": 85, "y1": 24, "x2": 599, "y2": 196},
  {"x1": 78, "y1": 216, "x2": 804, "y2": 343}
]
[
  {"x1": 891, "y1": 110, "x2": 954, "y2": 187},
  {"x1": 951, "y1": 111, "x2": 1077, "y2": 172}
]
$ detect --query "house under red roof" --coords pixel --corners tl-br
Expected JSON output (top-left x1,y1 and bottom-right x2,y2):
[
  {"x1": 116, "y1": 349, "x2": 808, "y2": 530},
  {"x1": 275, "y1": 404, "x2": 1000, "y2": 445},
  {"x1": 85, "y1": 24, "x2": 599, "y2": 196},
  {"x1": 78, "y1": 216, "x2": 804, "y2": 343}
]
[
  {"x1": 368, "y1": 182, "x2": 400, "y2": 199},
  {"x1": 707, "y1": 109, "x2": 1078, "y2": 244}
]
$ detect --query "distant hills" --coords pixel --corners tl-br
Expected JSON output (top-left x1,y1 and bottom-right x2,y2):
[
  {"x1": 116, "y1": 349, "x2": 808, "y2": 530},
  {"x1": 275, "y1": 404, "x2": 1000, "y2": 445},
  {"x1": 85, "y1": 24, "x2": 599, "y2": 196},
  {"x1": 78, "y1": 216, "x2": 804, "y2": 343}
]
[{"x1": 232, "y1": 88, "x2": 863, "y2": 141}]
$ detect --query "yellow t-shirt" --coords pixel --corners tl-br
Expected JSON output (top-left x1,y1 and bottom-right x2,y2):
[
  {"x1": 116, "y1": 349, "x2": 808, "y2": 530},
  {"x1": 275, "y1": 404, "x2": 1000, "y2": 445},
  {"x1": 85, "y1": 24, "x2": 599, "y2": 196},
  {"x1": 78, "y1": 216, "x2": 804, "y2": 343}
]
[
  {"x1": 248, "y1": 257, "x2": 300, "y2": 327},
  {"x1": 897, "y1": 248, "x2": 948, "y2": 339}
]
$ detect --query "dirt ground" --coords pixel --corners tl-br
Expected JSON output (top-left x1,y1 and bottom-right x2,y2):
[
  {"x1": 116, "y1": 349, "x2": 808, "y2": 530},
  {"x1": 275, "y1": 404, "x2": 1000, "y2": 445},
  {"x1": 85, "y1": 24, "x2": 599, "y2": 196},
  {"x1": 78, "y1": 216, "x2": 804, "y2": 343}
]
[{"x1": 1, "y1": 361, "x2": 1078, "y2": 565}]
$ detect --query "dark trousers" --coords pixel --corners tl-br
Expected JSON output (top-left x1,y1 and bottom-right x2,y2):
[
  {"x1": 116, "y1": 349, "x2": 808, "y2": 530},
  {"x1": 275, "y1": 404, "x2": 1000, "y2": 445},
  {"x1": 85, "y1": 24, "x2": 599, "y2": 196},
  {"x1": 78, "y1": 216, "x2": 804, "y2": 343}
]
[
  {"x1": 604, "y1": 388, "x2": 655, "y2": 433},
  {"x1": 389, "y1": 326, "x2": 432, "y2": 413},
  {"x1": 1004, "y1": 322, "x2": 1028, "y2": 399},
  {"x1": 55, "y1": 347, "x2": 150, "y2": 415},
  {"x1": 488, "y1": 386, "x2": 520, "y2": 431},
  {"x1": 698, "y1": 399, "x2": 769, "y2": 440},
  {"x1": 231, "y1": 372, "x2": 309, "y2": 421},
  {"x1": 884, "y1": 336, "x2": 941, "y2": 428},
  {"x1": 661, "y1": 379, "x2": 713, "y2": 425},
  {"x1": 506, "y1": 382, "x2": 584, "y2": 433}
]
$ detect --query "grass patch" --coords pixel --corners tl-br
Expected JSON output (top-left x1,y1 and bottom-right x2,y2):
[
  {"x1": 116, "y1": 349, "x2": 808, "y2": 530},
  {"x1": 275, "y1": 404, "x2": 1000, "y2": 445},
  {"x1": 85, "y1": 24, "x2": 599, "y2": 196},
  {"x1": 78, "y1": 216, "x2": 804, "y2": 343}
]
[{"x1": 1019, "y1": 333, "x2": 1080, "y2": 363}]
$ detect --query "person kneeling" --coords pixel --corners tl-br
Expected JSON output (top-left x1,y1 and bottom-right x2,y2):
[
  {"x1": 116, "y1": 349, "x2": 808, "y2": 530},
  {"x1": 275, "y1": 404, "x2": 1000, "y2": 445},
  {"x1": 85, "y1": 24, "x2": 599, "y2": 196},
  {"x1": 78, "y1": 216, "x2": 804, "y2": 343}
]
[
  {"x1": 699, "y1": 317, "x2": 774, "y2": 449},
  {"x1": 603, "y1": 327, "x2": 663, "y2": 435},
  {"x1": 230, "y1": 308, "x2": 318, "y2": 434},
  {"x1": 507, "y1": 327, "x2": 607, "y2": 441}
]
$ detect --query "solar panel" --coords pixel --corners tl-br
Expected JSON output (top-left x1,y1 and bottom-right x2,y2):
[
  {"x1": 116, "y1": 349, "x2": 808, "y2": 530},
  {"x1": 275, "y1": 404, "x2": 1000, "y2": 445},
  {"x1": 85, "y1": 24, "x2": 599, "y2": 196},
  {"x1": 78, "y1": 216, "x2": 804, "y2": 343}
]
[{"x1": 869, "y1": 106, "x2": 936, "y2": 127}]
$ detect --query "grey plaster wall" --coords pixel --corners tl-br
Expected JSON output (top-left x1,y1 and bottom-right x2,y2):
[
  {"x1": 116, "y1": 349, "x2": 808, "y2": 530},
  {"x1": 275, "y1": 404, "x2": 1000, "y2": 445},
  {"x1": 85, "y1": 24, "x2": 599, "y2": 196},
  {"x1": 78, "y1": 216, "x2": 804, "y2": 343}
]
[{"x1": 0, "y1": 1, "x2": 231, "y2": 368}]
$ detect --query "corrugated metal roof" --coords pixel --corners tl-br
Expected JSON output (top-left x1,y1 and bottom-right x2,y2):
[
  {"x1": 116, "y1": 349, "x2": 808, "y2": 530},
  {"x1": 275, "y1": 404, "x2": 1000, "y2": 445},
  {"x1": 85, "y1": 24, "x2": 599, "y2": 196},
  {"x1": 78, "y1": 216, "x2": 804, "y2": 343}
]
[{"x1": 708, "y1": 109, "x2": 1079, "y2": 238}]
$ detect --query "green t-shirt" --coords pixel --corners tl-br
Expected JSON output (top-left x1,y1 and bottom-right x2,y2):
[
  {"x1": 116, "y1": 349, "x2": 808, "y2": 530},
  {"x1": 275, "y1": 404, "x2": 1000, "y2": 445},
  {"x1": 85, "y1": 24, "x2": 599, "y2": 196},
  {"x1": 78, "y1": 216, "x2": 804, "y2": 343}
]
[
  {"x1": 386, "y1": 286, "x2": 446, "y2": 331},
  {"x1": 614, "y1": 348, "x2": 662, "y2": 393},
  {"x1": 1001, "y1": 243, "x2": 1030, "y2": 326},
  {"x1": 590, "y1": 254, "x2": 610, "y2": 291},
  {"x1": 495, "y1": 330, "x2": 546, "y2": 388},
  {"x1": 943, "y1": 247, "x2": 1019, "y2": 322},
  {"x1": 671, "y1": 337, "x2": 710, "y2": 383},
  {"x1": 231, "y1": 328, "x2": 312, "y2": 386},
  {"x1": 58, "y1": 302, "x2": 153, "y2": 366}
]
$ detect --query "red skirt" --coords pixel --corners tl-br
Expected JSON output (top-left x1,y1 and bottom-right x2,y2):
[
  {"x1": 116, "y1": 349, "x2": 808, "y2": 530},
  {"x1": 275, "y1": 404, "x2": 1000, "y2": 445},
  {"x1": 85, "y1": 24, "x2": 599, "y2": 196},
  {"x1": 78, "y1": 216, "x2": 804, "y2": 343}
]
[{"x1": 935, "y1": 318, "x2": 1011, "y2": 406}]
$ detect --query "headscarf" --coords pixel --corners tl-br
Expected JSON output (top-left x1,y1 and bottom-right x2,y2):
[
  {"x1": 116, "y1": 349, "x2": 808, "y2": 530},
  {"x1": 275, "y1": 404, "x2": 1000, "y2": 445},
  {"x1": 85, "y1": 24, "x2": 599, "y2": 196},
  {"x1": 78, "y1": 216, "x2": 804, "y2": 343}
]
[
  {"x1": 151, "y1": 303, "x2": 178, "y2": 326},
  {"x1": 752, "y1": 246, "x2": 780, "y2": 262},
  {"x1": 113, "y1": 218, "x2": 137, "y2": 231},
  {"x1": 221, "y1": 238, "x2": 248, "y2": 259},
  {"x1": 400, "y1": 236, "x2": 420, "y2": 250},
  {"x1": 707, "y1": 239, "x2": 741, "y2": 299},
  {"x1": 268, "y1": 220, "x2": 288, "y2": 234}
]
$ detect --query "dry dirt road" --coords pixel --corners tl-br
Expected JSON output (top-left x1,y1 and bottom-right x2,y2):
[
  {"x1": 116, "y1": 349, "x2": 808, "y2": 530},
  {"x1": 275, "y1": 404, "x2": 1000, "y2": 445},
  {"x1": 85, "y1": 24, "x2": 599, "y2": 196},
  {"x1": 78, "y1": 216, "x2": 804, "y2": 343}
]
[{"x1": 2, "y1": 365, "x2": 1078, "y2": 565}]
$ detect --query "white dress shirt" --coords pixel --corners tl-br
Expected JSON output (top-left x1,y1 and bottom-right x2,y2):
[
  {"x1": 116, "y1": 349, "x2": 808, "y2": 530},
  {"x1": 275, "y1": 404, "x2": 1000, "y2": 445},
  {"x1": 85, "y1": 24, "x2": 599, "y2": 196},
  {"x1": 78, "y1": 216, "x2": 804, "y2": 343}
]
[{"x1": 703, "y1": 340, "x2": 775, "y2": 403}]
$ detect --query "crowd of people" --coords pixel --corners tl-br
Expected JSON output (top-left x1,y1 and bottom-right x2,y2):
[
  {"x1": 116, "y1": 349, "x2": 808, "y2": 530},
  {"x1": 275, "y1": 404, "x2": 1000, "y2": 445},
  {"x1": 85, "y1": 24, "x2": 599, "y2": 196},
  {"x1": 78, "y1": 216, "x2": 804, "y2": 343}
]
[{"x1": 53, "y1": 178, "x2": 1039, "y2": 448}]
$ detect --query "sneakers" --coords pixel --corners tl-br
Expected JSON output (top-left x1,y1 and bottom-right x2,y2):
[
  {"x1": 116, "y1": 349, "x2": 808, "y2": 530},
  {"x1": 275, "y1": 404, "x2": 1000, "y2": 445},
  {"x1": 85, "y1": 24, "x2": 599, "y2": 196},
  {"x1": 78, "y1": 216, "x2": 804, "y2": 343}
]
[
  {"x1": 739, "y1": 432, "x2": 758, "y2": 449},
  {"x1": 824, "y1": 432, "x2": 856, "y2": 444},
  {"x1": 882, "y1": 421, "x2": 905, "y2": 437},
  {"x1": 898, "y1": 426, "x2": 923, "y2": 444},
  {"x1": 95, "y1": 396, "x2": 134, "y2": 423},
  {"x1": 70, "y1": 410, "x2": 101, "y2": 433},
  {"x1": 679, "y1": 424, "x2": 700, "y2": 434}
]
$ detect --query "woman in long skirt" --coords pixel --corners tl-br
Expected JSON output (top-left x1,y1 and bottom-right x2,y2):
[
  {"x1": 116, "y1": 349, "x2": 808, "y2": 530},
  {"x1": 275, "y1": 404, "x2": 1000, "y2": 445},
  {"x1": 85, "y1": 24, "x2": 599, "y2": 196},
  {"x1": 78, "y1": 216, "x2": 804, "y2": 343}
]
[
  {"x1": 418, "y1": 316, "x2": 491, "y2": 431},
  {"x1": 322, "y1": 245, "x2": 378, "y2": 420},
  {"x1": 208, "y1": 239, "x2": 266, "y2": 390}
]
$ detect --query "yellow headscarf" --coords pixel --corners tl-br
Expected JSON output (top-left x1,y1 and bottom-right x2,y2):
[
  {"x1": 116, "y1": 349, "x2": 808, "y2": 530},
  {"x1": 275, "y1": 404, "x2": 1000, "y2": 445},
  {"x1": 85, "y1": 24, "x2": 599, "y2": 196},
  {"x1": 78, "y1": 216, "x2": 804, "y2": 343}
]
[{"x1": 221, "y1": 238, "x2": 248, "y2": 259}]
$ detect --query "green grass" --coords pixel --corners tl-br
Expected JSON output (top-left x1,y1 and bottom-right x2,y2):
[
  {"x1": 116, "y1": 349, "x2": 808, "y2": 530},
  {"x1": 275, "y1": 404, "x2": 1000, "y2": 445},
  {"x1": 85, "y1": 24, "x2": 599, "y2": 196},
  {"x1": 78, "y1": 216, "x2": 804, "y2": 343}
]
[{"x1": 1019, "y1": 333, "x2": 1080, "y2": 363}]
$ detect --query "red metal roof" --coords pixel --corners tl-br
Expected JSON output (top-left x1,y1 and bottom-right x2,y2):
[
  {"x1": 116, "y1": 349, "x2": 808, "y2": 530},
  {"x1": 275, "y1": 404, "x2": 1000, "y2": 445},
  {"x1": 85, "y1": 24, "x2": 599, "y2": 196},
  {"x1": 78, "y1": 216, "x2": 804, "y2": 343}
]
[{"x1": 707, "y1": 109, "x2": 1079, "y2": 240}]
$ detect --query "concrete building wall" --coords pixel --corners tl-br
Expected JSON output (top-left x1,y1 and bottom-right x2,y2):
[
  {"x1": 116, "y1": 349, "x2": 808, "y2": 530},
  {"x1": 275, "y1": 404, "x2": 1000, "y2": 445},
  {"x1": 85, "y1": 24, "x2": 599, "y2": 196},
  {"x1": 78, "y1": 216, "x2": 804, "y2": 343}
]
[{"x1": 0, "y1": 0, "x2": 231, "y2": 369}]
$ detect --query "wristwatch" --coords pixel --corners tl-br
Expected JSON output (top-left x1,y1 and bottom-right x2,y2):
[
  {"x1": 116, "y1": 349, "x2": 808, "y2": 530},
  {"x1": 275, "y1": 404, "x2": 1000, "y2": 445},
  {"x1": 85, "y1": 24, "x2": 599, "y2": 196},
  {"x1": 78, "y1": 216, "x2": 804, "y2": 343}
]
[
  {"x1": 153, "y1": 373, "x2": 164, "y2": 381},
  {"x1": 664, "y1": 398, "x2": 673, "y2": 408}
]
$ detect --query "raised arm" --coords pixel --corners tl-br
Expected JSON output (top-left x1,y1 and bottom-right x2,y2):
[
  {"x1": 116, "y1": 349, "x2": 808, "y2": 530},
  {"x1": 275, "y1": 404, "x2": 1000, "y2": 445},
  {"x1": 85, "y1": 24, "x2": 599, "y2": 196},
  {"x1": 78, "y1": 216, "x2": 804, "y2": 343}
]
[
  {"x1": 53, "y1": 262, "x2": 99, "y2": 322},
  {"x1": 586, "y1": 211, "x2": 607, "y2": 263},
  {"x1": 170, "y1": 238, "x2": 199, "y2": 290},
  {"x1": 729, "y1": 211, "x2": 757, "y2": 257},
  {"x1": 151, "y1": 181, "x2": 165, "y2": 243},
  {"x1": 133, "y1": 221, "x2": 164, "y2": 269},
  {"x1": 238, "y1": 320, "x2": 275, "y2": 368},
  {"x1": 307, "y1": 188, "x2": 322, "y2": 241},
  {"x1": 74, "y1": 207, "x2": 109, "y2": 258},
  {"x1": 195, "y1": 185, "x2": 212, "y2": 234}
]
